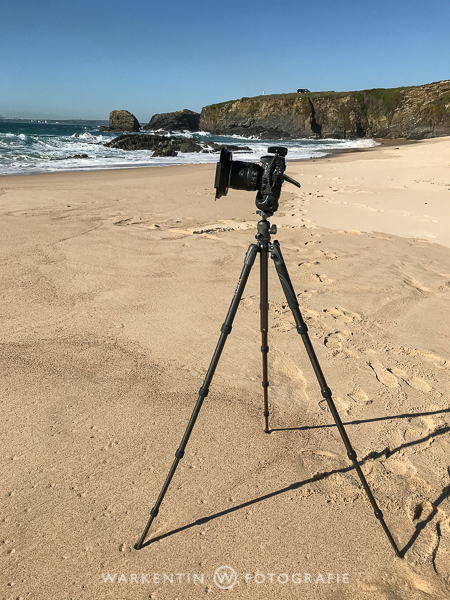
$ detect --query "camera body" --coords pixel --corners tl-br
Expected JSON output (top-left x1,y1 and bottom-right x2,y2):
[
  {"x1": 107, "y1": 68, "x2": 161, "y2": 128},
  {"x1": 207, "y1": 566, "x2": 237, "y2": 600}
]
[
  {"x1": 255, "y1": 147, "x2": 288, "y2": 215},
  {"x1": 214, "y1": 146, "x2": 298, "y2": 216}
]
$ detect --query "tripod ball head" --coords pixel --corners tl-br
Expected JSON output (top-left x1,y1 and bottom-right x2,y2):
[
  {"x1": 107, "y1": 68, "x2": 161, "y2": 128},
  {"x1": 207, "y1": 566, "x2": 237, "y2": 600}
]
[{"x1": 214, "y1": 146, "x2": 300, "y2": 216}]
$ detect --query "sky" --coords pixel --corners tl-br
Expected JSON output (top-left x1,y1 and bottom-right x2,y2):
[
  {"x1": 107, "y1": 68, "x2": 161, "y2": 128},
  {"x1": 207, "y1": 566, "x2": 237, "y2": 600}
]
[{"x1": 1, "y1": 0, "x2": 449, "y2": 121}]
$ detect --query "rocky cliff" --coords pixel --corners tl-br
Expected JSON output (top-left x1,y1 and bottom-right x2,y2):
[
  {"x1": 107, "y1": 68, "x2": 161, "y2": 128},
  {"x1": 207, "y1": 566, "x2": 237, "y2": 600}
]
[{"x1": 199, "y1": 80, "x2": 450, "y2": 140}]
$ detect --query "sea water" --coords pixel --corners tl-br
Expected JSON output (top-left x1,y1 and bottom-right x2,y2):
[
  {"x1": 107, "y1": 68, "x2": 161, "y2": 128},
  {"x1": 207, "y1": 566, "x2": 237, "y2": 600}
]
[{"x1": 0, "y1": 120, "x2": 379, "y2": 176}]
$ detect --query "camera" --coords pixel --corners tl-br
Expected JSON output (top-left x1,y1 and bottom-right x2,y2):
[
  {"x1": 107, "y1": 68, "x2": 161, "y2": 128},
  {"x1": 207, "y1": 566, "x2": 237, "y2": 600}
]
[{"x1": 214, "y1": 146, "x2": 300, "y2": 216}]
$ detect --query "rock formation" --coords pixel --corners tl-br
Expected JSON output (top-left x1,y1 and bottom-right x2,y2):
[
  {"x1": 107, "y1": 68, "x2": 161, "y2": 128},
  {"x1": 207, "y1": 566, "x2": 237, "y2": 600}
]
[
  {"x1": 100, "y1": 110, "x2": 140, "y2": 132},
  {"x1": 144, "y1": 109, "x2": 200, "y2": 132},
  {"x1": 199, "y1": 80, "x2": 450, "y2": 140},
  {"x1": 105, "y1": 134, "x2": 202, "y2": 153},
  {"x1": 104, "y1": 134, "x2": 250, "y2": 155}
]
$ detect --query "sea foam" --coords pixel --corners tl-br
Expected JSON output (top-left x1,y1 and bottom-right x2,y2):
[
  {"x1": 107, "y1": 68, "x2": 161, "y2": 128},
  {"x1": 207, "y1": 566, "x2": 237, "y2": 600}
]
[{"x1": 0, "y1": 122, "x2": 379, "y2": 176}]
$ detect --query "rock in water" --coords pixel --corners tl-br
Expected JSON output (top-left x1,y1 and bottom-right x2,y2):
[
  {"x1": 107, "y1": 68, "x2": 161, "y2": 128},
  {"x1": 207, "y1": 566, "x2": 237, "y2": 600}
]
[
  {"x1": 100, "y1": 110, "x2": 140, "y2": 132},
  {"x1": 104, "y1": 134, "x2": 203, "y2": 152},
  {"x1": 152, "y1": 146, "x2": 178, "y2": 157},
  {"x1": 104, "y1": 134, "x2": 251, "y2": 155},
  {"x1": 144, "y1": 109, "x2": 200, "y2": 132}
]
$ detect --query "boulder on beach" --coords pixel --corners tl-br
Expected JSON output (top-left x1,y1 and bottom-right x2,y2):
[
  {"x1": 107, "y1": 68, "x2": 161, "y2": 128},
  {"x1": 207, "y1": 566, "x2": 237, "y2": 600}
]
[{"x1": 99, "y1": 110, "x2": 140, "y2": 132}]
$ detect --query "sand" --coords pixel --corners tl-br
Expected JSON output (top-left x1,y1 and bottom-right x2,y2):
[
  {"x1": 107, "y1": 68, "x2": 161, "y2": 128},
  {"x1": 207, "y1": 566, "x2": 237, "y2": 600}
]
[{"x1": 1, "y1": 138, "x2": 449, "y2": 599}]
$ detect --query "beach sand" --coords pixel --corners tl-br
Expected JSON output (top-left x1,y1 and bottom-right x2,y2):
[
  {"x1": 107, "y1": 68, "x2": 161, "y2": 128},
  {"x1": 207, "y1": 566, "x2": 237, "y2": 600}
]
[{"x1": 1, "y1": 138, "x2": 449, "y2": 599}]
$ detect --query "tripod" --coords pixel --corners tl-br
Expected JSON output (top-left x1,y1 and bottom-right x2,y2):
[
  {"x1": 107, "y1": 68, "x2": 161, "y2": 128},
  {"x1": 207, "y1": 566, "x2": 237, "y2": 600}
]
[{"x1": 134, "y1": 212, "x2": 402, "y2": 558}]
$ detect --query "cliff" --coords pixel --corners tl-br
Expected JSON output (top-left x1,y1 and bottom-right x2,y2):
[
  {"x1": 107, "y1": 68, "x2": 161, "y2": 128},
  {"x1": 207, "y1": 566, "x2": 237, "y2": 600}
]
[{"x1": 199, "y1": 80, "x2": 450, "y2": 140}]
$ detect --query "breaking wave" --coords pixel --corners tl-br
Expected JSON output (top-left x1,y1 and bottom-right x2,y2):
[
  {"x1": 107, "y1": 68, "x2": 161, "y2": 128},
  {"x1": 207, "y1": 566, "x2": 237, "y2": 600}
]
[{"x1": 0, "y1": 122, "x2": 379, "y2": 176}]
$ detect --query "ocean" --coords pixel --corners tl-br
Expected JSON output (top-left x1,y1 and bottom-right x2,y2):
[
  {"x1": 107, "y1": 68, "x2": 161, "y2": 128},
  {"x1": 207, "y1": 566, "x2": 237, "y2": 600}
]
[{"x1": 0, "y1": 120, "x2": 379, "y2": 176}]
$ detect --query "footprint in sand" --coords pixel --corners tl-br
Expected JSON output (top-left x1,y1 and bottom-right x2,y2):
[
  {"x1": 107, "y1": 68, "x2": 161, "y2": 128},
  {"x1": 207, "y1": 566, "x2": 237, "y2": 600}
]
[
  {"x1": 297, "y1": 271, "x2": 333, "y2": 286},
  {"x1": 433, "y1": 516, "x2": 450, "y2": 576},
  {"x1": 324, "y1": 330, "x2": 355, "y2": 358},
  {"x1": 405, "y1": 498, "x2": 450, "y2": 577},
  {"x1": 400, "y1": 415, "x2": 440, "y2": 444},
  {"x1": 396, "y1": 347, "x2": 448, "y2": 369},
  {"x1": 296, "y1": 289, "x2": 318, "y2": 302},
  {"x1": 405, "y1": 572, "x2": 438, "y2": 596},
  {"x1": 319, "y1": 250, "x2": 339, "y2": 260},
  {"x1": 333, "y1": 394, "x2": 357, "y2": 413},
  {"x1": 368, "y1": 360, "x2": 399, "y2": 388},
  {"x1": 417, "y1": 415, "x2": 437, "y2": 433},
  {"x1": 323, "y1": 306, "x2": 362, "y2": 323},
  {"x1": 240, "y1": 296, "x2": 254, "y2": 307},
  {"x1": 390, "y1": 367, "x2": 432, "y2": 392},
  {"x1": 312, "y1": 273, "x2": 333, "y2": 285},
  {"x1": 348, "y1": 387, "x2": 372, "y2": 405},
  {"x1": 268, "y1": 300, "x2": 290, "y2": 314},
  {"x1": 386, "y1": 457, "x2": 418, "y2": 478},
  {"x1": 269, "y1": 300, "x2": 295, "y2": 332},
  {"x1": 298, "y1": 260, "x2": 320, "y2": 268},
  {"x1": 271, "y1": 321, "x2": 295, "y2": 333},
  {"x1": 302, "y1": 307, "x2": 320, "y2": 320}
]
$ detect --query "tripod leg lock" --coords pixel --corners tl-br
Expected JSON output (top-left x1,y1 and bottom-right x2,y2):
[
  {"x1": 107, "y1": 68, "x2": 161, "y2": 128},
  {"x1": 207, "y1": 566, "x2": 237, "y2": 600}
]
[
  {"x1": 150, "y1": 507, "x2": 159, "y2": 518},
  {"x1": 175, "y1": 449, "x2": 185, "y2": 459},
  {"x1": 221, "y1": 324, "x2": 232, "y2": 335},
  {"x1": 261, "y1": 346, "x2": 269, "y2": 354},
  {"x1": 296, "y1": 323, "x2": 308, "y2": 334},
  {"x1": 262, "y1": 381, "x2": 270, "y2": 388},
  {"x1": 321, "y1": 387, "x2": 332, "y2": 399},
  {"x1": 374, "y1": 509, "x2": 384, "y2": 520},
  {"x1": 347, "y1": 450, "x2": 357, "y2": 461},
  {"x1": 198, "y1": 387, "x2": 209, "y2": 398}
]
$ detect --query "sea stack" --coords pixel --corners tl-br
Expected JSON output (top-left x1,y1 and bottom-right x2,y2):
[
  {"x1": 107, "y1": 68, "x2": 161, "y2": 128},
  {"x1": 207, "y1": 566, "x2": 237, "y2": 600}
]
[
  {"x1": 144, "y1": 109, "x2": 200, "y2": 132},
  {"x1": 100, "y1": 110, "x2": 140, "y2": 132}
]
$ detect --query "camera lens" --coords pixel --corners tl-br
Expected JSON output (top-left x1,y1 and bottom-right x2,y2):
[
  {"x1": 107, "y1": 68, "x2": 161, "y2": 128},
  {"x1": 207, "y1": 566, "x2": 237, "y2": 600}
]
[
  {"x1": 215, "y1": 148, "x2": 263, "y2": 199},
  {"x1": 229, "y1": 160, "x2": 262, "y2": 193}
]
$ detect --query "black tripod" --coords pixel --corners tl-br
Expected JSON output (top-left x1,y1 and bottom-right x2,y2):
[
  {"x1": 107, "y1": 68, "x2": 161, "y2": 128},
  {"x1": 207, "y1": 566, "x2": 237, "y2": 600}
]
[{"x1": 134, "y1": 210, "x2": 402, "y2": 557}]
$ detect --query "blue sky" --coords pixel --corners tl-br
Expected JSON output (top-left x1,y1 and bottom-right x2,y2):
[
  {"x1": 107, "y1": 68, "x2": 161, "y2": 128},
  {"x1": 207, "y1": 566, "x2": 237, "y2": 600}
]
[{"x1": 1, "y1": 0, "x2": 449, "y2": 121}]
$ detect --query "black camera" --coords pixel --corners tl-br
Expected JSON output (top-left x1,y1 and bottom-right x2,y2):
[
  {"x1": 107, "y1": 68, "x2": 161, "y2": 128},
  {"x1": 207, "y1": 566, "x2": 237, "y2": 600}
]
[{"x1": 214, "y1": 146, "x2": 300, "y2": 216}]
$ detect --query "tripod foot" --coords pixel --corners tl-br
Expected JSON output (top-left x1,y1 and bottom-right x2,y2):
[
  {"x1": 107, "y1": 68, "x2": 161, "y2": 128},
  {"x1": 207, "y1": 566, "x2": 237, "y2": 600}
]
[{"x1": 264, "y1": 409, "x2": 271, "y2": 434}]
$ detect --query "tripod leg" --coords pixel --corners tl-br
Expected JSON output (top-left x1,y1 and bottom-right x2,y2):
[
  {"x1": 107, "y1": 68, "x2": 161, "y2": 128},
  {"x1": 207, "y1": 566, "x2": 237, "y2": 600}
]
[
  {"x1": 260, "y1": 244, "x2": 271, "y2": 433},
  {"x1": 135, "y1": 243, "x2": 259, "y2": 550},
  {"x1": 269, "y1": 240, "x2": 402, "y2": 558}
]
